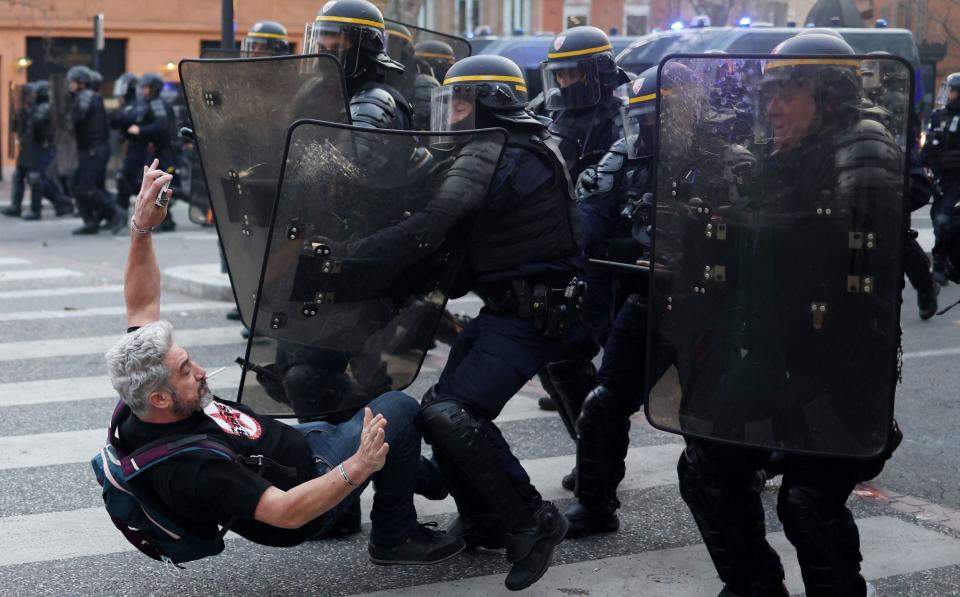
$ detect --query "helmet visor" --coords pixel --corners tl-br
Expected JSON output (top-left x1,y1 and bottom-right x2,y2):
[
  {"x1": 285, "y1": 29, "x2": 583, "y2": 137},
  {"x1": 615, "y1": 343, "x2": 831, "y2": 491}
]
[
  {"x1": 304, "y1": 21, "x2": 363, "y2": 77},
  {"x1": 541, "y1": 58, "x2": 601, "y2": 111},
  {"x1": 430, "y1": 85, "x2": 477, "y2": 149}
]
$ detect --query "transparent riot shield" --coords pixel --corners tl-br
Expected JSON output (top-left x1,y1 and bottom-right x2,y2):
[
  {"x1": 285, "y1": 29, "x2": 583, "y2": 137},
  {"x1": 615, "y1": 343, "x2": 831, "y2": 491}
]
[
  {"x1": 48, "y1": 74, "x2": 78, "y2": 178},
  {"x1": 236, "y1": 122, "x2": 507, "y2": 420},
  {"x1": 645, "y1": 55, "x2": 911, "y2": 458},
  {"x1": 385, "y1": 19, "x2": 471, "y2": 65},
  {"x1": 180, "y1": 54, "x2": 350, "y2": 325}
]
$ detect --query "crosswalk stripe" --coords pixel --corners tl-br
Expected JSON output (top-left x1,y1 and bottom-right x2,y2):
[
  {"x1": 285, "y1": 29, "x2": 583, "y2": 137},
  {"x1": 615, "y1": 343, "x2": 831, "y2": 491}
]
[
  {"x1": 0, "y1": 285, "x2": 122, "y2": 300},
  {"x1": 0, "y1": 368, "x2": 245, "y2": 408},
  {"x1": 350, "y1": 516, "x2": 960, "y2": 597},
  {"x1": 0, "y1": 257, "x2": 31, "y2": 267},
  {"x1": 903, "y1": 346, "x2": 960, "y2": 360},
  {"x1": 0, "y1": 443, "x2": 681, "y2": 566},
  {"x1": 0, "y1": 392, "x2": 572, "y2": 469},
  {"x1": 0, "y1": 301, "x2": 230, "y2": 323},
  {"x1": 0, "y1": 326, "x2": 243, "y2": 362},
  {"x1": 0, "y1": 268, "x2": 83, "y2": 282}
]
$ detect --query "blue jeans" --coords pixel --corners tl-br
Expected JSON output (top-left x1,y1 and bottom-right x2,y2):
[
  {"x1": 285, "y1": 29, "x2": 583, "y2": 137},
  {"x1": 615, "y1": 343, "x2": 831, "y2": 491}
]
[{"x1": 295, "y1": 391, "x2": 421, "y2": 546}]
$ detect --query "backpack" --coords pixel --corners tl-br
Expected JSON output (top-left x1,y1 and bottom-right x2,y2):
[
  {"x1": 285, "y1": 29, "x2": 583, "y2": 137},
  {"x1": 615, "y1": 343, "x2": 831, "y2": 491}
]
[{"x1": 91, "y1": 401, "x2": 252, "y2": 567}]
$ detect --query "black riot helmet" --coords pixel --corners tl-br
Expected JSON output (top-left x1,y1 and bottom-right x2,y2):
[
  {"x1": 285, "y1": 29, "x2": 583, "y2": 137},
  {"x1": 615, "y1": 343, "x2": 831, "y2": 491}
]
[
  {"x1": 113, "y1": 72, "x2": 139, "y2": 103},
  {"x1": 66, "y1": 65, "x2": 92, "y2": 89},
  {"x1": 541, "y1": 26, "x2": 629, "y2": 111},
  {"x1": 385, "y1": 21, "x2": 416, "y2": 63},
  {"x1": 242, "y1": 20, "x2": 291, "y2": 56},
  {"x1": 33, "y1": 80, "x2": 50, "y2": 103},
  {"x1": 415, "y1": 39, "x2": 456, "y2": 81},
  {"x1": 431, "y1": 55, "x2": 539, "y2": 147},
  {"x1": 937, "y1": 72, "x2": 960, "y2": 110},
  {"x1": 760, "y1": 33, "x2": 862, "y2": 138},
  {"x1": 303, "y1": 0, "x2": 403, "y2": 79},
  {"x1": 140, "y1": 72, "x2": 165, "y2": 100},
  {"x1": 618, "y1": 66, "x2": 658, "y2": 159}
]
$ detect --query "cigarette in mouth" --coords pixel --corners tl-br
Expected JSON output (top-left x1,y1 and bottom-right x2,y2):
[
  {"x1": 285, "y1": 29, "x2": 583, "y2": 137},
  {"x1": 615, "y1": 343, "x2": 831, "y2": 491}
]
[{"x1": 205, "y1": 366, "x2": 227, "y2": 380}]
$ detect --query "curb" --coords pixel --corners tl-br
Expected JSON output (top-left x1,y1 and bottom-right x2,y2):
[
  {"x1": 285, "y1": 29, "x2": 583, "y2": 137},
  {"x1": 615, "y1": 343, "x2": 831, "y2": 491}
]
[{"x1": 161, "y1": 263, "x2": 234, "y2": 303}]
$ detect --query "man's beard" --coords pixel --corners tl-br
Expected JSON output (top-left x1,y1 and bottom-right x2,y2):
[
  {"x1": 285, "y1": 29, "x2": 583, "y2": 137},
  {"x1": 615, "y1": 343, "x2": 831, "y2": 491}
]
[{"x1": 170, "y1": 382, "x2": 212, "y2": 416}]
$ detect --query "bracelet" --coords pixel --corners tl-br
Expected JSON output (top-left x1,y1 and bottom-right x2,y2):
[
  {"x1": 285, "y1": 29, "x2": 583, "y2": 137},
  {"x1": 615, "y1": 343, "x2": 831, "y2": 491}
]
[
  {"x1": 338, "y1": 462, "x2": 358, "y2": 488},
  {"x1": 130, "y1": 216, "x2": 154, "y2": 235}
]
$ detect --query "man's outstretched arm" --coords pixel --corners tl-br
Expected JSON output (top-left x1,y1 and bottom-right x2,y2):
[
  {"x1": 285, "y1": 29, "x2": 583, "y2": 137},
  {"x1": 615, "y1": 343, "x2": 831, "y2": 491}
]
[{"x1": 125, "y1": 159, "x2": 173, "y2": 329}]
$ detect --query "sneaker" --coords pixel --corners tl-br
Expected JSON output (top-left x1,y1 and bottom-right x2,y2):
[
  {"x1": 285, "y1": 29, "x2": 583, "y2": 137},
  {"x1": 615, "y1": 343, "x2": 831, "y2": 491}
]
[
  {"x1": 21, "y1": 211, "x2": 41, "y2": 221},
  {"x1": 504, "y1": 502, "x2": 569, "y2": 591},
  {"x1": 368, "y1": 522, "x2": 465, "y2": 565},
  {"x1": 1, "y1": 206, "x2": 21, "y2": 218},
  {"x1": 918, "y1": 282, "x2": 940, "y2": 321}
]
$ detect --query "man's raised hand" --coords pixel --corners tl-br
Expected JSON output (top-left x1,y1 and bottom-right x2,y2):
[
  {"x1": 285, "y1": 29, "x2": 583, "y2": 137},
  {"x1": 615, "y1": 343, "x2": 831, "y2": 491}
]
[{"x1": 133, "y1": 159, "x2": 173, "y2": 231}]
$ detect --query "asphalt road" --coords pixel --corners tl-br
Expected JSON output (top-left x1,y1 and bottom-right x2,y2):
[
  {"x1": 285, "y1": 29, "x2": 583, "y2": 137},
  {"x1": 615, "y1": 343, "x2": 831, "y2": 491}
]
[{"x1": 0, "y1": 193, "x2": 958, "y2": 596}]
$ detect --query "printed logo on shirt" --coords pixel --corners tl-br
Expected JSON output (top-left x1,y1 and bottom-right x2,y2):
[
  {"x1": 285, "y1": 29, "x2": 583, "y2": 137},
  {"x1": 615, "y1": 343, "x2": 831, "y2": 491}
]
[{"x1": 204, "y1": 401, "x2": 263, "y2": 440}]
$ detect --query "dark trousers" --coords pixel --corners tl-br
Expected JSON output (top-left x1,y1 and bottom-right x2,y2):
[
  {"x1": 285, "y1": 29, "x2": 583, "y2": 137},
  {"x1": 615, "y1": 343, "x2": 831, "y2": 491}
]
[
  {"x1": 115, "y1": 144, "x2": 149, "y2": 210},
  {"x1": 430, "y1": 310, "x2": 576, "y2": 522},
  {"x1": 74, "y1": 143, "x2": 116, "y2": 223},
  {"x1": 678, "y1": 439, "x2": 883, "y2": 597},
  {"x1": 904, "y1": 236, "x2": 935, "y2": 292},
  {"x1": 296, "y1": 391, "x2": 421, "y2": 546},
  {"x1": 10, "y1": 163, "x2": 28, "y2": 210}
]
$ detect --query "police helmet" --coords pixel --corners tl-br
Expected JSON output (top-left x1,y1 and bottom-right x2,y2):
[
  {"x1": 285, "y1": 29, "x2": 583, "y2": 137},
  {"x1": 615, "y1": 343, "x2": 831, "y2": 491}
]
[
  {"x1": 140, "y1": 72, "x2": 165, "y2": 99},
  {"x1": 431, "y1": 54, "x2": 539, "y2": 140},
  {"x1": 242, "y1": 20, "x2": 291, "y2": 56},
  {"x1": 89, "y1": 70, "x2": 103, "y2": 92},
  {"x1": 541, "y1": 26, "x2": 629, "y2": 111},
  {"x1": 415, "y1": 40, "x2": 456, "y2": 81},
  {"x1": 761, "y1": 33, "x2": 861, "y2": 125},
  {"x1": 385, "y1": 21, "x2": 415, "y2": 61},
  {"x1": 113, "y1": 73, "x2": 139, "y2": 102},
  {"x1": 33, "y1": 80, "x2": 50, "y2": 103},
  {"x1": 66, "y1": 65, "x2": 92, "y2": 88},
  {"x1": 937, "y1": 72, "x2": 960, "y2": 109},
  {"x1": 304, "y1": 0, "x2": 402, "y2": 78},
  {"x1": 617, "y1": 66, "x2": 658, "y2": 158}
]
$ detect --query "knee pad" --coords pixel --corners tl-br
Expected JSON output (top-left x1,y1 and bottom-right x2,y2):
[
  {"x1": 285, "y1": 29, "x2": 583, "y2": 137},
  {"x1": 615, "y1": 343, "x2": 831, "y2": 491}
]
[{"x1": 576, "y1": 385, "x2": 612, "y2": 437}]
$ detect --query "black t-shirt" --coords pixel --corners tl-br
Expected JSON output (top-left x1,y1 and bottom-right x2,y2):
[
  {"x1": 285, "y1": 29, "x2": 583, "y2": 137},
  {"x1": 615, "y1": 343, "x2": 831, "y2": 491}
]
[{"x1": 118, "y1": 328, "x2": 325, "y2": 546}]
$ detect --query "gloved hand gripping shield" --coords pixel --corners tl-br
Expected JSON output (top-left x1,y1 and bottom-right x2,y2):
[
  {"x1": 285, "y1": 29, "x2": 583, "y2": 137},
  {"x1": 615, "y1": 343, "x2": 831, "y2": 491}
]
[
  {"x1": 179, "y1": 54, "x2": 350, "y2": 327},
  {"x1": 645, "y1": 55, "x2": 912, "y2": 458},
  {"x1": 236, "y1": 121, "x2": 507, "y2": 420}
]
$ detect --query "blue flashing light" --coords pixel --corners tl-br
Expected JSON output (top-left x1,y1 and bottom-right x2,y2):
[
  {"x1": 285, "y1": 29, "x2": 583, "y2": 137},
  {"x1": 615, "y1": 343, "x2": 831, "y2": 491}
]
[
  {"x1": 875, "y1": 18, "x2": 888, "y2": 28},
  {"x1": 738, "y1": 17, "x2": 752, "y2": 28},
  {"x1": 670, "y1": 21, "x2": 685, "y2": 30}
]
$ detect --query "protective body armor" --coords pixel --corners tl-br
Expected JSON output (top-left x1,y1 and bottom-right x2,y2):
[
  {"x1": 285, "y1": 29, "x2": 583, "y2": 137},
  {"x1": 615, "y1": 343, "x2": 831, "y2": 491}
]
[
  {"x1": 925, "y1": 106, "x2": 960, "y2": 177},
  {"x1": 411, "y1": 72, "x2": 440, "y2": 131},
  {"x1": 349, "y1": 83, "x2": 412, "y2": 130},
  {"x1": 548, "y1": 95, "x2": 622, "y2": 180},
  {"x1": 466, "y1": 128, "x2": 580, "y2": 278},
  {"x1": 30, "y1": 102, "x2": 54, "y2": 150},
  {"x1": 72, "y1": 89, "x2": 109, "y2": 149}
]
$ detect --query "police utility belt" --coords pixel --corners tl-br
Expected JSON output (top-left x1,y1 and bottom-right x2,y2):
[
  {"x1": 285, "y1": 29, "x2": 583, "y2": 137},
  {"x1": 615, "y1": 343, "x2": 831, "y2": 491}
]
[{"x1": 482, "y1": 278, "x2": 586, "y2": 338}]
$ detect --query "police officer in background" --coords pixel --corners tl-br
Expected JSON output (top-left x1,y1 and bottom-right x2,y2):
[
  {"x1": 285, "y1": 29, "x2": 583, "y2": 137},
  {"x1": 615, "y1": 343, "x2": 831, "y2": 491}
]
[
  {"x1": 130, "y1": 72, "x2": 178, "y2": 232},
  {"x1": 67, "y1": 65, "x2": 125, "y2": 235},
  {"x1": 109, "y1": 73, "x2": 146, "y2": 217},
  {"x1": 241, "y1": 20, "x2": 291, "y2": 56},
  {"x1": 922, "y1": 72, "x2": 960, "y2": 285},
  {"x1": 676, "y1": 35, "x2": 903, "y2": 597},
  {"x1": 304, "y1": 0, "x2": 413, "y2": 132},
  {"x1": 416, "y1": 55, "x2": 584, "y2": 590},
  {"x1": 415, "y1": 39, "x2": 456, "y2": 82},
  {"x1": 384, "y1": 21, "x2": 440, "y2": 131}
]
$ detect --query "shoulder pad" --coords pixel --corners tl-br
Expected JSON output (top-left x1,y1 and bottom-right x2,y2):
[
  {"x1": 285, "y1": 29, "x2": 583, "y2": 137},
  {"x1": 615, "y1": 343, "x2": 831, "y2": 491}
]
[
  {"x1": 414, "y1": 73, "x2": 439, "y2": 93},
  {"x1": 595, "y1": 138, "x2": 629, "y2": 175},
  {"x1": 350, "y1": 87, "x2": 397, "y2": 129},
  {"x1": 149, "y1": 98, "x2": 167, "y2": 118},
  {"x1": 833, "y1": 120, "x2": 902, "y2": 185}
]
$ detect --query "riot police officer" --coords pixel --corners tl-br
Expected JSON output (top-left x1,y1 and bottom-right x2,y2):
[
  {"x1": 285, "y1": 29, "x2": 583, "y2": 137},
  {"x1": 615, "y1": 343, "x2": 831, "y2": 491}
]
[
  {"x1": 538, "y1": 25, "x2": 629, "y2": 486},
  {"x1": 304, "y1": 0, "x2": 412, "y2": 131},
  {"x1": 67, "y1": 65, "x2": 124, "y2": 235},
  {"x1": 922, "y1": 72, "x2": 960, "y2": 285},
  {"x1": 132, "y1": 72, "x2": 178, "y2": 232},
  {"x1": 676, "y1": 35, "x2": 902, "y2": 597},
  {"x1": 109, "y1": 73, "x2": 146, "y2": 215},
  {"x1": 241, "y1": 20, "x2": 291, "y2": 56},
  {"x1": 417, "y1": 55, "x2": 584, "y2": 590},
  {"x1": 415, "y1": 39, "x2": 456, "y2": 82},
  {"x1": 384, "y1": 20, "x2": 440, "y2": 130}
]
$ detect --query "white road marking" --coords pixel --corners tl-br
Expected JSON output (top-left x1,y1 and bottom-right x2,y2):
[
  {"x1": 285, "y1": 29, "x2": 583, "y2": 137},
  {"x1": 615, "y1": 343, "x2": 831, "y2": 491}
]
[
  {"x1": 0, "y1": 258, "x2": 31, "y2": 267},
  {"x1": 0, "y1": 301, "x2": 229, "y2": 323},
  {"x1": 0, "y1": 285, "x2": 122, "y2": 300},
  {"x1": 0, "y1": 268, "x2": 83, "y2": 283}
]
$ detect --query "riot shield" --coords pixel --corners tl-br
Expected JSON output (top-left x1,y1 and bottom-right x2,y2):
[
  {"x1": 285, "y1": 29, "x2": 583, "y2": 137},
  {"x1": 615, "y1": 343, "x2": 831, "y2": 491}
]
[
  {"x1": 236, "y1": 122, "x2": 507, "y2": 420},
  {"x1": 180, "y1": 54, "x2": 350, "y2": 325},
  {"x1": 645, "y1": 55, "x2": 911, "y2": 458},
  {"x1": 385, "y1": 19, "x2": 471, "y2": 66},
  {"x1": 7, "y1": 82, "x2": 22, "y2": 160},
  {"x1": 49, "y1": 74, "x2": 78, "y2": 177}
]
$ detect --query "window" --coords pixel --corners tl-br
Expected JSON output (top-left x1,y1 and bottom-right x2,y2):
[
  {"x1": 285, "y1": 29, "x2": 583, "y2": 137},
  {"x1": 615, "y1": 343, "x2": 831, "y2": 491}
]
[{"x1": 624, "y1": 4, "x2": 649, "y2": 36}]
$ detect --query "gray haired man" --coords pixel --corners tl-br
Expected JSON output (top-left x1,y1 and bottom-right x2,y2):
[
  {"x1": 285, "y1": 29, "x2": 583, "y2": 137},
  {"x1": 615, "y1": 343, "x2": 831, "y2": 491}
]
[{"x1": 104, "y1": 160, "x2": 463, "y2": 562}]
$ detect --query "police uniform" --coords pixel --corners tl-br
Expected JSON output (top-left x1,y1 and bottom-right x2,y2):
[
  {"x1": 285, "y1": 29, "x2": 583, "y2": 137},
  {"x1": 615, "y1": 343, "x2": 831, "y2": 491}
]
[{"x1": 922, "y1": 72, "x2": 960, "y2": 284}]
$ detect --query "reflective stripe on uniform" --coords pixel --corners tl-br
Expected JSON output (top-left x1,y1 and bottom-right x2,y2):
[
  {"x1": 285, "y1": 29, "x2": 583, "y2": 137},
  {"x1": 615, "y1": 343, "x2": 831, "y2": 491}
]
[{"x1": 315, "y1": 15, "x2": 385, "y2": 29}]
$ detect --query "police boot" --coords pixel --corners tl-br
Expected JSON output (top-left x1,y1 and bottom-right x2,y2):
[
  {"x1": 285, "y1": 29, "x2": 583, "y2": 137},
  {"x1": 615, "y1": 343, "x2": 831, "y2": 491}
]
[
  {"x1": 448, "y1": 514, "x2": 507, "y2": 551},
  {"x1": 21, "y1": 211, "x2": 41, "y2": 221},
  {"x1": 504, "y1": 502, "x2": 569, "y2": 591},
  {"x1": 536, "y1": 370, "x2": 559, "y2": 411},
  {"x1": 918, "y1": 281, "x2": 940, "y2": 320},
  {"x1": 1, "y1": 206, "x2": 21, "y2": 217},
  {"x1": 565, "y1": 386, "x2": 625, "y2": 538},
  {"x1": 546, "y1": 358, "x2": 597, "y2": 490},
  {"x1": 932, "y1": 251, "x2": 950, "y2": 286}
]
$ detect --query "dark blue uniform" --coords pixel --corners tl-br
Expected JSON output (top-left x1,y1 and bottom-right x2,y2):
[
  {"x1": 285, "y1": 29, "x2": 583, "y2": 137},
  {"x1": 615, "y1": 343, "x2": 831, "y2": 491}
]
[
  {"x1": 72, "y1": 89, "x2": 119, "y2": 227},
  {"x1": 110, "y1": 97, "x2": 150, "y2": 210},
  {"x1": 922, "y1": 106, "x2": 960, "y2": 281}
]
